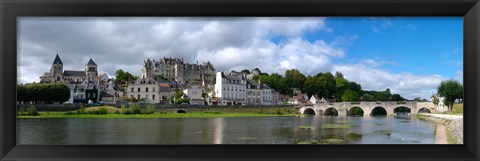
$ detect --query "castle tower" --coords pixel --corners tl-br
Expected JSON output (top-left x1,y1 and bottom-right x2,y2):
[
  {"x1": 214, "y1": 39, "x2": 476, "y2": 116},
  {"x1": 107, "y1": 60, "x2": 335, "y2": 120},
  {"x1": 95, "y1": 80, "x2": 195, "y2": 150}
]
[
  {"x1": 142, "y1": 58, "x2": 154, "y2": 79},
  {"x1": 50, "y1": 54, "x2": 64, "y2": 82},
  {"x1": 84, "y1": 57, "x2": 98, "y2": 81}
]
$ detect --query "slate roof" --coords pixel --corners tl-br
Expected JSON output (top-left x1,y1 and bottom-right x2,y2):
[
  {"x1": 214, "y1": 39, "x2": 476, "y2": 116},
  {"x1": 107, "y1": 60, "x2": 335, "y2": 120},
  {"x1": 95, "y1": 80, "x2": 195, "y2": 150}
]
[
  {"x1": 134, "y1": 78, "x2": 157, "y2": 84},
  {"x1": 53, "y1": 54, "x2": 63, "y2": 64},
  {"x1": 86, "y1": 58, "x2": 97, "y2": 66},
  {"x1": 221, "y1": 72, "x2": 245, "y2": 81},
  {"x1": 63, "y1": 70, "x2": 85, "y2": 77},
  {"x1": 159, "y1": 86, "x2": 171, "y2": 92},
  {"x1": 101, "y1": 91, "x2": 114, "y2": 97}
]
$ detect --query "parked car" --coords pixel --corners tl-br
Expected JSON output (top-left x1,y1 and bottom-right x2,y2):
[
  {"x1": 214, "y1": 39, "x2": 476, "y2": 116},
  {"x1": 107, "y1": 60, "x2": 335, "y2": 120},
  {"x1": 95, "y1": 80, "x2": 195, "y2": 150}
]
[{"x1": 88, "y1": 101, "x2": 104, "y2": 106}]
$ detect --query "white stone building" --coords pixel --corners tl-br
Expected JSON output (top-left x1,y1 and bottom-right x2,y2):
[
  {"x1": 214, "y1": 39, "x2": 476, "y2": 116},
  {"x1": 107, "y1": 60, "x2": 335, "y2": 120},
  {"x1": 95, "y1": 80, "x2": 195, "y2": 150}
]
[
  {"x1": 183, "y1": 82, "x2": 205, "y2": 105},
  {"x1": 126, "y1": 78, "x2": 159, "y2": 103},
  {"x1": 309, "y1": 95, "x2": 321, "y2": 104},
  {"x1": 214, "y1": 71, "x2": 246, "y2": 105}
]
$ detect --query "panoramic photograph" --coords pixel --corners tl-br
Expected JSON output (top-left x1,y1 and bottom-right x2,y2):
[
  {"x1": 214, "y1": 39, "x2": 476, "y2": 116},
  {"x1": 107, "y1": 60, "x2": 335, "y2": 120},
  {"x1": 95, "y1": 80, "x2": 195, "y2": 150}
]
[{"x1": 16, "y1": 17, "x2": 463, "y2": 144}]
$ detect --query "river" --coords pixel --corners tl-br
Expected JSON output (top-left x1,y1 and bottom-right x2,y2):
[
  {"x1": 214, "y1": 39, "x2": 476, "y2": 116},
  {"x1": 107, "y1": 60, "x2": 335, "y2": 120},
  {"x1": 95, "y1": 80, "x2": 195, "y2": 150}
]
[{"x1": 17, "y1": 116, "x2": 435, "y2": 144}]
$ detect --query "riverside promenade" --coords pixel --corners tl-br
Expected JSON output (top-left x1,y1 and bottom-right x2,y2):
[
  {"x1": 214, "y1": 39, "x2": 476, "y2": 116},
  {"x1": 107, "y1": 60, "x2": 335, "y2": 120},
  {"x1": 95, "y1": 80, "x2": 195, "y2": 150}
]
[{"x1": 418, "y1": 113, "x2": 463, "y2": 144}]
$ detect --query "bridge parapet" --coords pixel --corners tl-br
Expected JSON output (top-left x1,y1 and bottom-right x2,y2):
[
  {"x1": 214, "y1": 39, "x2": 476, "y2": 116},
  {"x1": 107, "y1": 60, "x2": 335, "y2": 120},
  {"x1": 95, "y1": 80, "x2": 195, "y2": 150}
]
[{"x1": 308, "y1": 101, "x2": 419, "y2": 116}]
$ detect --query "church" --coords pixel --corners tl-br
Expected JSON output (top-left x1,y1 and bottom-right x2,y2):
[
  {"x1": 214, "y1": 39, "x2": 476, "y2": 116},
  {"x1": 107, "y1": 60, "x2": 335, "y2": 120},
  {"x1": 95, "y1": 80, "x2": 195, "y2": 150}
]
[{"x1": 40, "y1": 54, "x2": 98, "y2": 83}]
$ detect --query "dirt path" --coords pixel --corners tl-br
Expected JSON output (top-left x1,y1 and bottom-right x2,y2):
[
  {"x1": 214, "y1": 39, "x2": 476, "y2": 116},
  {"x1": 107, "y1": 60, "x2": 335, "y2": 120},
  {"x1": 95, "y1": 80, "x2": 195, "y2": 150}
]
[{"x1": 435, "y1": 124, "x2": 447, "y2": 144}]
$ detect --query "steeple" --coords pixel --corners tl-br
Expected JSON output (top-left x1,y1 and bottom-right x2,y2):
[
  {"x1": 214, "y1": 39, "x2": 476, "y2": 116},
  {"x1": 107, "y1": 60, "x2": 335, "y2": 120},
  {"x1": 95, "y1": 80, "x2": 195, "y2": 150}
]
[
  {"x1": 53, "y1": 54, "x2": 63, "y2": 65},
  {"x1": 85, "y1": 57, "x2": 97, "y2": 66}
]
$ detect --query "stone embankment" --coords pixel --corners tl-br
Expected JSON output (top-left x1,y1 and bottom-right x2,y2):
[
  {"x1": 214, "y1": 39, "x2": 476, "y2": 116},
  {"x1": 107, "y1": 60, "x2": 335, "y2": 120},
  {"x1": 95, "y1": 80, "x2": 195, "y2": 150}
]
[{"x1": 418, "y1": 113, "x2": 463, "y2": 144}]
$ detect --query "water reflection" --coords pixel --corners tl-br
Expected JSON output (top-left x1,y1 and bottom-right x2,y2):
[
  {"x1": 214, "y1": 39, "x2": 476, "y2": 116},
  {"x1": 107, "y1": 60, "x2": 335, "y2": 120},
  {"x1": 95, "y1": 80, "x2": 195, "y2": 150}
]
[{"x1": 17, "y1": 116, "x2": 435, "y2": 144}]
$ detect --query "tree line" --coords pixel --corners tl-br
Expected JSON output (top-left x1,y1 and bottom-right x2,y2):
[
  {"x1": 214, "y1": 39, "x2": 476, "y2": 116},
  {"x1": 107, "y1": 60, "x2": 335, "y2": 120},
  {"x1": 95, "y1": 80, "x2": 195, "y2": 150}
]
[
  {"x1": 17, "y1": 83, "x2": 70, "y2": 104},
  {"x1": 249, "y1": 69, "x2": 407, "y2": 102}
]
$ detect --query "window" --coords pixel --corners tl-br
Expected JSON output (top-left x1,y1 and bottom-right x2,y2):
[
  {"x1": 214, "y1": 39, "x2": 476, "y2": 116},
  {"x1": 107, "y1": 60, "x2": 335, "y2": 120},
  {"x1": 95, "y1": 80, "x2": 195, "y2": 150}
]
[
  {"x1": 153, "y1": 95, "x2": 155, "y2": 100},
  {"x1": 137, "y1": 95, "x2": 140, "y2": 100},
  {"x1": 146, "y1": 87, "x2": 149, "y2": 92},
  {"x1": 153, "y1": 87, "x2": 155, "y2": 92},
  {"x1": 131, "y1": 88, "x2": 134, "y2": 92},
  {"x1": 138, "y1": 88, "x2": 140, "y2": 92}
]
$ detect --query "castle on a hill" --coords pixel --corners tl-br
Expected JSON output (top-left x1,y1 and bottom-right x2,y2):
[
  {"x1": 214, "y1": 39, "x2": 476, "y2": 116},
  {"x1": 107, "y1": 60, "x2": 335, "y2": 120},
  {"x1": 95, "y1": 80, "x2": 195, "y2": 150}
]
[{"x1": 141, "y1": 57, "x2": 216, "y2": 84}]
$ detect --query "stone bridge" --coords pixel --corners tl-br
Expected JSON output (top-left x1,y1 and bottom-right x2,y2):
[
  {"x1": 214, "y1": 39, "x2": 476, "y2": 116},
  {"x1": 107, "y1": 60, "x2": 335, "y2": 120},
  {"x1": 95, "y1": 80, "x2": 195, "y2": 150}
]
[{"x1": 299, "y1": 101, "x2": 436, "y2": 116}]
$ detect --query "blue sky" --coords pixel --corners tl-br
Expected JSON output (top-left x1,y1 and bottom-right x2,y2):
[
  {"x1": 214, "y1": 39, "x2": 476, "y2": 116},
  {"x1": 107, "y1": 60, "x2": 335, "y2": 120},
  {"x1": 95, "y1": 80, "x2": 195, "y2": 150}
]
[
  {"x1": 277, "y1": 17, "x2": 463, "y2": 79},
  {"x1": 18, "y1": 17, "x2": 463, "y2": 100}
]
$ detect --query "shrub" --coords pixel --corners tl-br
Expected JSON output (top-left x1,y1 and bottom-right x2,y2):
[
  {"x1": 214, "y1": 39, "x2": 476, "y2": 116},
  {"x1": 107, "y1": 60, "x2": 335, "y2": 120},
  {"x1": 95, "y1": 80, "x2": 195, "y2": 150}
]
[
  {"x1": 78, "y1": 106, "x2": 87, "y2": 114},
  {"x1": 27, "y1": 105, "x2": 40, "y2": 116},
  {"x1": 256, "y1": 109, "x2": 264, "y2": 114},
  {"x1": 17, "y1": 107, "x2": 26, "y2": 116},
  {"x1": 276, "y1": 108, "x2": 283, "y2": 115},
  {"x1": 144, "y1": 104, "x2": 156, "y2": 114},
  {"x1": 96, "y1": 107, "x2": 108, "y2": 114},
  {"x1": 65, "y1": 111, "x2": 77, "y2": 115}
]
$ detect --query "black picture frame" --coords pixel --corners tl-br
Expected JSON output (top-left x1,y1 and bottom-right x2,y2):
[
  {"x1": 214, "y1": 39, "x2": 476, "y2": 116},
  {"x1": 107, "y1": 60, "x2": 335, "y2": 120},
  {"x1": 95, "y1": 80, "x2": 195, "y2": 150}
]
[{"x1": 1, "y1": 0, "x2": 479, "y2": 160}]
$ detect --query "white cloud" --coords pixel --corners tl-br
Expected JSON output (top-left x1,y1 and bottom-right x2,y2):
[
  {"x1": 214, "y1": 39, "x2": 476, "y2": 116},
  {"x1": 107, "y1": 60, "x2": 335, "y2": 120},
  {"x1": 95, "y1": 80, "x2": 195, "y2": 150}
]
[
  {"x1": 455, "y1": 70, "x2": 463, "y2": 83},
  {"x1": 368, "y1": 17, "x2": 392, "y2": 33},
  {"x1": 18, "y1": 17, "x2": 331, "y2": 83},
  {"x1": 333, "y1": 63, "x2": 445, "y2": 100},
  {"x1": 406, "y1": 24, "x2": 417, "y2": 30}
]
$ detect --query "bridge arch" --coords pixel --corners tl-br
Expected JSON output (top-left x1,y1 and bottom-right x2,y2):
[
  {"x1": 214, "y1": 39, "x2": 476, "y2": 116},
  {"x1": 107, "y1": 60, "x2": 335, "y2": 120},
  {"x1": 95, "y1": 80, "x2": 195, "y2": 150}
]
[
  {"x1": 324, "y1": 107, "x2": 338, "y2": 116},
  {"x1": 176, "y1": 109, "x2": 187, "y2": 113},
  {"x1": 394, "y1": 106, "x2": 411, "y2": 114},
  {"x1": 371, "y1": 106, "x2": 387, "y2": 116},
  {"x1": 303, "y1": 108, "x2": 316, "y2": 115},
  {"x1": 417, "y1": 107, "x2": 431, "y2": 113},
  {"x1": 347, "y1": 106, "x2": 364, "y2": 116}
]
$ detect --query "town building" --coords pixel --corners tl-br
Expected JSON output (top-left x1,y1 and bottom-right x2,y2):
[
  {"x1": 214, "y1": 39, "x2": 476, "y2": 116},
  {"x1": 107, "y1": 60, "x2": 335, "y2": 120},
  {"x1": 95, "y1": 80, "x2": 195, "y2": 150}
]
[
  {"x1": 141, "y1": 57, "x2": 216, "y2": 84},
  {"x1": 246, "y1": 79, "x2": 275, "y2": 105},
  {"x1": 126, "y1": 78, "x2": 159, "y2": 103},
  {"x1": 183, "y1": 82, "x2": 205, "y2": 105},
  {"x1": 214, "y1": 71, "x2": 247, "y2": 105},
  {"x1": 309, "y1": 95, "x2": 321, "y2": 104},
  {"x1": 289, "y1": 93, "x2": 309, "y2": 105},
  {"x1": 98, "y1": 74, "x2": 124, "y2": 103}
]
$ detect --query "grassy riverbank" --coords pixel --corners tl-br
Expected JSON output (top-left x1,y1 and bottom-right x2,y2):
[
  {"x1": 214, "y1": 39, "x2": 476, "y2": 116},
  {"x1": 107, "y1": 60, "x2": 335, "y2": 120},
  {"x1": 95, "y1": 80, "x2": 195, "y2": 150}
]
[{"x1": 17, "y1": 106, "x2": 300, "y2": 119}]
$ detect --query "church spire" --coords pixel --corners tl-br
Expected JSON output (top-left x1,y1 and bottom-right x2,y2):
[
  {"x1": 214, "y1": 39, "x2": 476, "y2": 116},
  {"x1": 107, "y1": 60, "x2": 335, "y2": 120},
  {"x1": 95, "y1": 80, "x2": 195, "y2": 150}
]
[
  {"x1": 53, "y1": 54, "x2": 63, "y2": 65},
  {"x1": 85, "y1": 57, "x2": 97, "y2": 66}
]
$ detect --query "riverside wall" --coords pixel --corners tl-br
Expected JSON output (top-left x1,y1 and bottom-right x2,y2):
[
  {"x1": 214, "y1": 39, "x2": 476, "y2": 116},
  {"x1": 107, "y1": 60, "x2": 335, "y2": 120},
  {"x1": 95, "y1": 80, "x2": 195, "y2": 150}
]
[
  {"x1": 418, "y1": 113, "x2": 463, "y2": 144},
  {"x1": 17, "y1": 103, "x2": 297, "y2": 111}
]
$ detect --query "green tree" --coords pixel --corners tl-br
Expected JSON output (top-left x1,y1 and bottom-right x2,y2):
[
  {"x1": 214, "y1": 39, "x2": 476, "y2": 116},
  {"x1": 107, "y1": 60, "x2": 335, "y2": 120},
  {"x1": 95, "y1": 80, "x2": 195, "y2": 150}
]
[
  {"x1": 175, "y1": 90, "x2": 185, "y2": 99},
  {"x1": 17, "y1": 83, "x2": 70, "y2": 104},
  {"x1": 432, "y1": 95, "x2": 439, "y2": 106},
  {"x1": 342, "y1": 89, "x2": 359, "y2": 102},
  {"x1": 302, "y1": 76, "x2": 318, "y2": 98},
  {"x1": 115, "y1": 69, "x2": 138, "y2": 84},
  {"x1": 361, "y1": 93, "x2": 375, "y2": 101},
  {"x1": 316, "y1": 72, "x2": 336, "y2": 99},
  {"x1": 392, "y1": 94, "x2": 406, "y2": 101},
  {"x1": 285, "y1": 69, "x2": 306, "y2": 90},
  {"x1": 437, "y1": 79, "x2": 463, "y2": 111},
  {"x1": 335, "y1": 71, "x2": 344, "y2": 79},
  {"x1": 241, "y1": 69, "x2": 251, "y2": 74}
]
